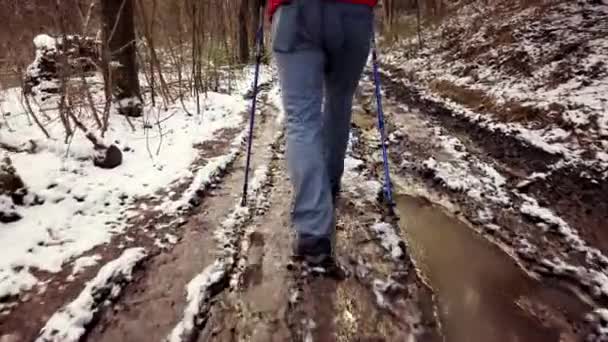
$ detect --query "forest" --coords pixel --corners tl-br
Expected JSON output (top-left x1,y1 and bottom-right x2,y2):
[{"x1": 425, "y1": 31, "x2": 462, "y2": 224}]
[{"x1": 1, "y1": 0, "x2": 607, "y2": 341}]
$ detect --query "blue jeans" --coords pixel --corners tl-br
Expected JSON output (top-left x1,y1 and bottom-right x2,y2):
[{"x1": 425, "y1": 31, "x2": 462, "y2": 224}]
[{"x1": 272, "y1": 0, "x2": 373, "y2": 244}]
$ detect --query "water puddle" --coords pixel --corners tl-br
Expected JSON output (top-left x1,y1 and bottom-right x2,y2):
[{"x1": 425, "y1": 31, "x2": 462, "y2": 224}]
[{"x1": 394, "y1": 194, "x2": 589, "y2": 342}]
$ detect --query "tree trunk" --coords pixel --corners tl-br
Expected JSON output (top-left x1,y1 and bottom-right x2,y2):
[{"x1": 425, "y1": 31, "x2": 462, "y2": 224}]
[
  {"x1": 101, "y1": 0, "x2": 142, "y2": 117},
  {"x1": 383, "y1": 0, "x2": 395, "y2": 33},
  {"x1": 238, "y1": 0, "x2": 250, "y2": 64},
  {"x1": 416, "y1": 0, "x2": 423, "y2": 49}
]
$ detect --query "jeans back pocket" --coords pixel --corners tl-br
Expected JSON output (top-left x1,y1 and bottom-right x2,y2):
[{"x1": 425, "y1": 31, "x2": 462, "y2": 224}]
[{"x1": 272, "y1": 4, "x2": 300, "y2": 53}]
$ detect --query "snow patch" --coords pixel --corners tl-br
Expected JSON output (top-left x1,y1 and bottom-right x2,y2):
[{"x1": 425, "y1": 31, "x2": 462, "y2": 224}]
[
  {"x1": 0, "y1": 90, "x2": 246, "y2": 301},
  {"x1": 423, "y1": 157, "x2": 511, "y2": 205},
  {"x1": 343, "y1": 155, "x2": 382, "y2": 200},
  {"x1": 165, "y1": 260, "x2": 226, "y2": 342},
  {"x1": 370, "y1": 222, "x2": 404, "y2": 261},
  {"x1": 33, "y1": 34, "x2": 57, "y2": 51},
  {"x1": 160, "y1": 131, "x2": 245, "y2": 213},
  {"x1": 385, "y1": 0, "x2": 608, "y2": 173},
  {"x1": 519, "y1": 193, "x2": 608, "y2": 272},
  {"x1": 67, "y1": 255, "x2": 102, "y2": 281},
  {"x1": 165, "y1": 233, "x2": 178, "y2": 245},
  {"x1": 37, "y1": 248, "x2": 146, "y2": 342}
]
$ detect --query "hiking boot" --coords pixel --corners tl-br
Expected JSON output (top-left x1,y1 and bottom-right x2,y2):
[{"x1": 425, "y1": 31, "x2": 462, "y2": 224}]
[
  {"x1": 292, "y1": 236, "x2": 347, "y2": 280},
  {"x1": 311, "y1": 257, "x2": 348, "y2": 280},
  {"x1": 292, "y1": 236, "x2": 332, "y2": 263}
]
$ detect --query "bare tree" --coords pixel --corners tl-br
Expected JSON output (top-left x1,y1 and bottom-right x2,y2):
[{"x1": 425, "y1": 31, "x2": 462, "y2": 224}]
[
  {"x1": 238, "y1": 0, "x2": 250, "y2": 64},
  {"x1": 101, "y1": 0, "x2": 142, "y2": 117},
  {"x1": 416, "y1": 0, "x2": 423, "y2": 49}
]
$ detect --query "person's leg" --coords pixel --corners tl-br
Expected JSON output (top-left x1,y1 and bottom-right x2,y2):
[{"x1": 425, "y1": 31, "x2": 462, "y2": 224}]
[
  {"x1": 322, "y1": 4, "x2": 374, "y2": 199},
  {"x1": 272, "y1": 2, "x2": 334, "y2": 256}
]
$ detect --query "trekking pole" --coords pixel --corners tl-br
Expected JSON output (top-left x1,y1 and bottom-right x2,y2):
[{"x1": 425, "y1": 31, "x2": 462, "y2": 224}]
[
  {"x1": 241, "y1": 8, "x2": 265, "y2": 207},
  {"x1": 371, "y1": 32, "x2": 396, "y2": 216}
]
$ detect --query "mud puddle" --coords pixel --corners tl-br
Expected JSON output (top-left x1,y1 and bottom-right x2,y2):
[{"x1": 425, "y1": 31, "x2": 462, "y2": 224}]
[{"x1": 394, "y1": 194, "x2": 589, "y2": 342}]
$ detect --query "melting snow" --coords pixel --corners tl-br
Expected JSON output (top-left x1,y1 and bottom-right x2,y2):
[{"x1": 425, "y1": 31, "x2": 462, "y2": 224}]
[
  {"x1": 167, "y1": 159, "x2": 274, "y2": 341},
  {"x1": 37, "y1": 248, "x2": 146, "y2": 342},
  {"x1": 385, "y1": 0, "x2": 608, "y2": 173},
  {"x1": 166, "y1": 260, "x2": 226, "y2": 342},
  {"x1": 0, "y1": 85, "x2": 247, "y2": 301},
  {"x1": 33, "y1": 34, "x2": 57, "y2": 50},
  {"x1": 370, "y1": 222, "x2": 404, "y2": 261},
  {"x1": 67, "y1": 255, "x2": 102, "y2": 281}
]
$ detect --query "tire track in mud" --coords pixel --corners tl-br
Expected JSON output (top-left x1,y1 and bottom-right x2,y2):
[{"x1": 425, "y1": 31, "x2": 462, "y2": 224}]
[
  {"x1": 86, "y1": 90, "x2": 282, "y2": 342},
  {"x1": 193, "y1": 107, "x2": 439, "y2": 341},
  {"x1": 352, "y1": 79, "x2": 605, "y2": 339},
  {"x1": 167, "y1": 127, "x2": 281, "y2": 342},
  {"x1": 196, "y1": 133, "x2": 292, "y2": 342}
]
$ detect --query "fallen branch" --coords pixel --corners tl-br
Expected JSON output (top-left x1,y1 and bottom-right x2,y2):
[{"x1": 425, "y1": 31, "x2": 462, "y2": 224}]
[
  {"x1": 66, "y1": 104, "x2": 106, "y2": 149},
  {"x1": 21, "y1": 92, "x2": 51, "y2": 138}
]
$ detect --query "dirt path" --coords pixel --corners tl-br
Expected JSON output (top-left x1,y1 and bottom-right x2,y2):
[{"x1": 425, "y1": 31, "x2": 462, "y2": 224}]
[
  {"x1": 197, "y1": 142, "x2": 292, "y2": 342},
  {"x1": 87, "y1": 95, "x2": 282, "y2": 341},
  {"x1": 6, "y1": 71, "x2": 608, "y2": 341},
  {"x1": 353, "y1": 74, "x2": 603, "y2": 339},
  {"x1": 196, "y1": 117, "x2": 438, "y2": 342},
  {"x1": 376, "y1": 66, "x2": 608, "y2": 256}
]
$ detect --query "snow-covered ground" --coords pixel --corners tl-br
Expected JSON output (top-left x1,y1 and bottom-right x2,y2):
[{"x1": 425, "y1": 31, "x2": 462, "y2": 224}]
[
  {"x1": 36, "y1": 248, "x2": 147, "y2": 342},
  {"x1": 384, "y1": 0, "x2": 608, "y2": 174},
  {"x1": 0, "y1": 66, "x2": 267, "y2": 305}
]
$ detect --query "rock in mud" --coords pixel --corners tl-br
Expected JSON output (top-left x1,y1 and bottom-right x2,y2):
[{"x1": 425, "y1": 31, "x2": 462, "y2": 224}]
[
  {"x1": 0, "y1": 155, "x2": 26, "y2": 222},
  {"x1": 0, "y1": 156, "x2": 25, "y2": 195},
  {"x1": 94, "y1": 144, "x2": 123, "y2": 169},
  {"x1": 0, "y1": 210, "x2": 22, "y2": 223}
]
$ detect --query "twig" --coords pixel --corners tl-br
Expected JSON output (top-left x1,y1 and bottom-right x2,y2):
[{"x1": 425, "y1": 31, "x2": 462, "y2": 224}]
[
  {"x1": 416, "y1": 0, "x2": 424, "y2": 50},
  {"x1": 67, "y1": 102, "x2": 107, "y2": 150},
  {"x1": 80, "y1": 74, "x2": 103, "y2": 129},
  {"x1": 82, "y1": 1, "x2": 97, "y2": 34},
  {"x1": 107, "y1": 0, "x2": 129, "y2": 45},
  {"x1": 64, "y1": 105, "x2": 78, "y2": 158},
  {"x1": 22, "y1": 91, "x2": 51, "y2": 138},
  {"x1": 144, "y1": 112, "x2": 153, "y2": 160},
  {"x1": 101, "y1": 35, "x2": 113, "y2": 136},
  {"x1": 155, "y1": 106, "x2": 163, "y2": 156}
]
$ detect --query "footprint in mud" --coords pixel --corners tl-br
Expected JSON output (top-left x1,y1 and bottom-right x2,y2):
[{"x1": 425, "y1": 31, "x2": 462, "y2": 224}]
[{"x1": 242, "y1": 232, "x2": 265, "y2": 288}]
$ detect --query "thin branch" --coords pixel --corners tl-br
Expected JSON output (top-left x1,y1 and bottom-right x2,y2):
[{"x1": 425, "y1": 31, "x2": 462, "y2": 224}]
[{"x1": 21, "y1": 91, "x2": 51, "y2": 138}]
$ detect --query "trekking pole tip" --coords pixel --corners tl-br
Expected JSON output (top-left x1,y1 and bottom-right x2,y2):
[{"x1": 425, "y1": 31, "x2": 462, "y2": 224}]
[{"x1": 385, "y1": 203, "x2": 399, "y2": 223}]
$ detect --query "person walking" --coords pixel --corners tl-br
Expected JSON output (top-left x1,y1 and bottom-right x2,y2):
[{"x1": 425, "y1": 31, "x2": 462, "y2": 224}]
[{"x1": 269, "y1": 0, "x2": 377, "y2": 267}]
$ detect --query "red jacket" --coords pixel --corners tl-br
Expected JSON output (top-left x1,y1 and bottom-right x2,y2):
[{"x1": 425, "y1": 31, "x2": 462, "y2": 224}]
[{"x1": 269, "y1": 0, "x2": 377, "y2": 18}]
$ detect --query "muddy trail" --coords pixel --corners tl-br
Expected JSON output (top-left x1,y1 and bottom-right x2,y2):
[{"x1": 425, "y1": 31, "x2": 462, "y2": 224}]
[
  {"x1": 350, "y1": 102, "x2": 598, "y2": 341},
  {"x1": 4, "y1": 74, "x2": 607, "y2": 341},
  {"x1": 89, "y1": 77, "x2": 598, "y2": 341},
  {"x1": 369, "y1": 69, "x2": 608, "y2": 311}
]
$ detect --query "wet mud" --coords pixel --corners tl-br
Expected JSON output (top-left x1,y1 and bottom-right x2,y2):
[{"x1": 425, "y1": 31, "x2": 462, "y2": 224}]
[{"x1": 395, "y1": 194, "x2": 589, "y2": 342}]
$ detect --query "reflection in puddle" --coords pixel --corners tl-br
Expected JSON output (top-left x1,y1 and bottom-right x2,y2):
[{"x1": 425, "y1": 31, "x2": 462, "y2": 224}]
[{"x1": 395, "y1": 194, "x2": 588, "y2": 342}]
